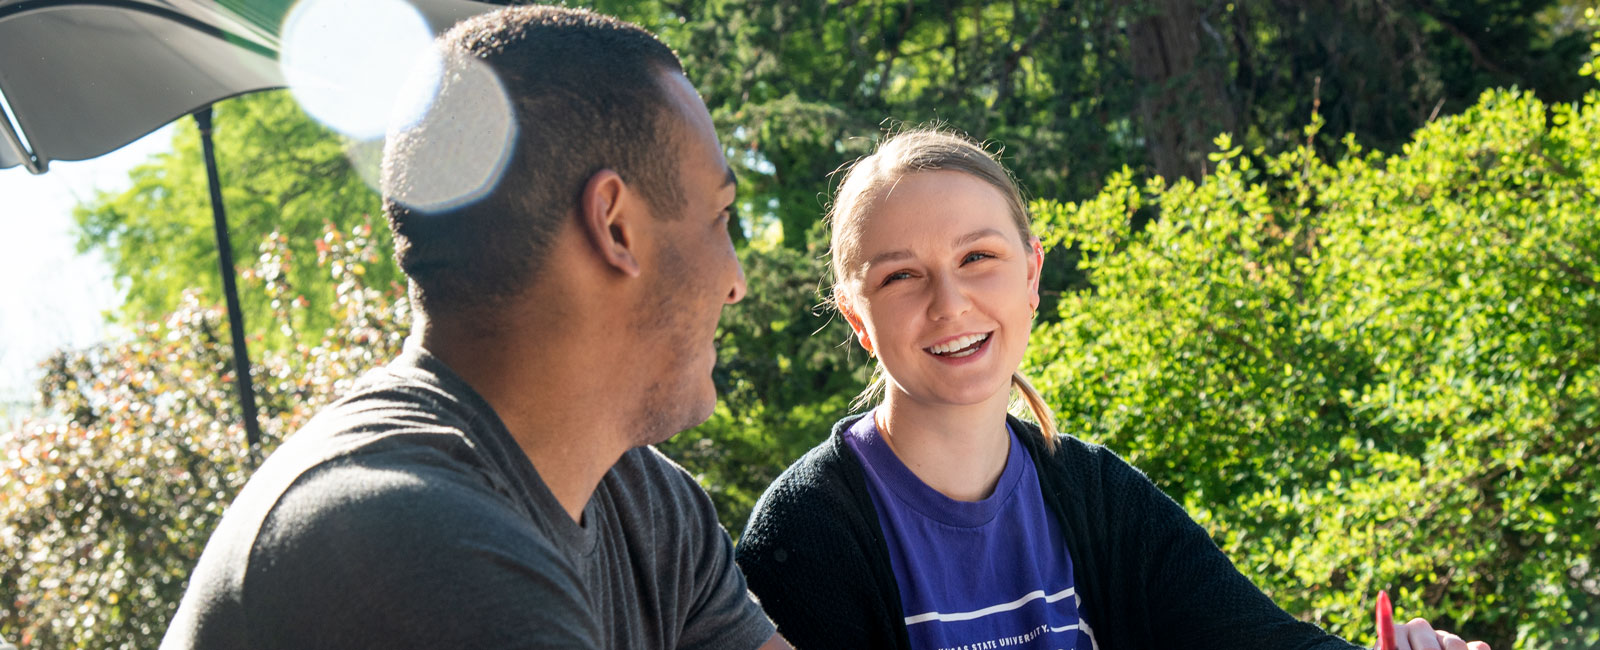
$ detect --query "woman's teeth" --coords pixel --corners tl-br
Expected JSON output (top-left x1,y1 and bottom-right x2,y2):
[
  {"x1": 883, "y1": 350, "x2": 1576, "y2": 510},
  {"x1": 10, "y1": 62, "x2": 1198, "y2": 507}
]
[{"x1": 927, "y1": 333, "x2": 990, "y2": 357}]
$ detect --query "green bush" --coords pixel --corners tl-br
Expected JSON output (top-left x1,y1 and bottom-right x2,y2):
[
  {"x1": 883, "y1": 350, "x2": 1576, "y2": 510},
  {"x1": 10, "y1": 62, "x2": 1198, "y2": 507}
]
[
  {"x1": 1027, "y1": 77, "x2": 1598, "y2": 648},
  {"x1": 0, "y1": 220, "x2": 407, "y2": 649}
]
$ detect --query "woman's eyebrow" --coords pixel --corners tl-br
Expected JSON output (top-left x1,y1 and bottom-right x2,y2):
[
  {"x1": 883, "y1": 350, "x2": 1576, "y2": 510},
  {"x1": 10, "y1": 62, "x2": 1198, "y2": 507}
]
[
  {"x1": 865, "y1": 228, "x2": 1008, "y2": 267},
  {"x1": 867, "y1": 250, "x2": 913, "y2": 267},
  {"x1": 954, "y1": 228, "x2": 1007, "y2": 247}
]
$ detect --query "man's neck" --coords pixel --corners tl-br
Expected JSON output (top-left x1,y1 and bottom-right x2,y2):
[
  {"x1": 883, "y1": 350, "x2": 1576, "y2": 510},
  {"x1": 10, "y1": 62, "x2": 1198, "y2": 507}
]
[{"x1": 414, "y1": 320, "x2": 633, "y2": 523}]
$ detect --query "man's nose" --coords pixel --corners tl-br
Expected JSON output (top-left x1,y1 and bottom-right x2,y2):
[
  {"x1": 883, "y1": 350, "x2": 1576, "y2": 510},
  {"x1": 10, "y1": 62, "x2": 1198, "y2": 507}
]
[{"x1": 726, "y1": 257, "x2": 748, "y2": 304}]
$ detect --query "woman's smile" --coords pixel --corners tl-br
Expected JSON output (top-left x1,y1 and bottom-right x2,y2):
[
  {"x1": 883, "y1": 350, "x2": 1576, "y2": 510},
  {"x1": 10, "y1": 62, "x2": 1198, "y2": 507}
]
[{"x1": 924, "y1": 331, "x2": 993, "y2": 361}]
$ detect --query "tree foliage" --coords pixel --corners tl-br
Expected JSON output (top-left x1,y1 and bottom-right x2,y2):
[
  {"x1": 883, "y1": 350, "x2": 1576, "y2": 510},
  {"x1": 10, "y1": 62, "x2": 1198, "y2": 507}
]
[
  {"x1": 1, "y1": 221, "x2": 406, "y2": 649},
  {"x1": 672, "y1": 0, "x2": 1592, "y2": 252},
  {"x1": 72, "y1": 2, "x2": 1593, "y2": 338},
  {"x1": 72, "y1": 91, "x2": 399, "y2": 348},
  {"x1": 1027, "y1": 77, "x2": 1600, "y2": 648}
]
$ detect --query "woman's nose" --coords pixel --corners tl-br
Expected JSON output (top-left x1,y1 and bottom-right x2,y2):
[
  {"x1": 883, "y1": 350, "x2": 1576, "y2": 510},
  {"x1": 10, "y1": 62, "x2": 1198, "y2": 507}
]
[{"x1": 926, "y1": 274, "x2": 971, "y2": 320}]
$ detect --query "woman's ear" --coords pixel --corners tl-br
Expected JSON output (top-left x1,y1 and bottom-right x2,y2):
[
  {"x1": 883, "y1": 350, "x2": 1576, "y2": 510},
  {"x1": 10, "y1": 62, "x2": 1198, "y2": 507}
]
[
  {"x1": 837, "y1": 297, "x2": 874, "y2": 355},
  {"x1": 1027, "y1": 237, "x2": 1044, "y2": 311}
]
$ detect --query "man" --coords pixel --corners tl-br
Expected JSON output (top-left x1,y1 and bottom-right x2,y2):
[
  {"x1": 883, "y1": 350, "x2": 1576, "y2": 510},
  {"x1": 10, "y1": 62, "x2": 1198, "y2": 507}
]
[{"x1": 163, "y1": 6, "x2": 789, "y2": 649}]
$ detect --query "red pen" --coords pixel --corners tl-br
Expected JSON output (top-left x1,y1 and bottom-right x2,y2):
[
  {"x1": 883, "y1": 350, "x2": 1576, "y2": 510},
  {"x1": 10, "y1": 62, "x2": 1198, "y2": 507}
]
[{"x1": 1376, "y1": 590, "x2": 1395, "y2": 650}]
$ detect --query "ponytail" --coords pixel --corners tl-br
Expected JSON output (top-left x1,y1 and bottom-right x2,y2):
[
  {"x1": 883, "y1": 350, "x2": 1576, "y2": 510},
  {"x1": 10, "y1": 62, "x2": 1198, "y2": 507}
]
[{"x1": 1010, "y1": 371, "x2": 1059, "y2": 452}]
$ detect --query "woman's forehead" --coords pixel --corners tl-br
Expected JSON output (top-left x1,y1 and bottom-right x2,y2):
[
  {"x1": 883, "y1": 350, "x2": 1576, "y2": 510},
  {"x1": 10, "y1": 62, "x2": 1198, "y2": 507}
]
[{"x1": 855, "y1": 172, "x2": 1013, "y2": 236}]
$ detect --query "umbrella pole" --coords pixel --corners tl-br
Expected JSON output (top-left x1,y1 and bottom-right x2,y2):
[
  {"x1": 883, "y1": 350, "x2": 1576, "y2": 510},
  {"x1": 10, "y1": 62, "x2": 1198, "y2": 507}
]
[{"x1": 194, "y1": 106, "x2": 262, "y2": 461}]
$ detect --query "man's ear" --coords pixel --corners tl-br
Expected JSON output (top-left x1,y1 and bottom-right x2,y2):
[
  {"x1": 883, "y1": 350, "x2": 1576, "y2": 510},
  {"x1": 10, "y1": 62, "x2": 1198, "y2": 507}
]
[
  {"x1": 837, "y1": 297, "x2": 874, "y2": 355},
  {"x1": 578, "y1": 169, "x2": 641, "y2": 278}
]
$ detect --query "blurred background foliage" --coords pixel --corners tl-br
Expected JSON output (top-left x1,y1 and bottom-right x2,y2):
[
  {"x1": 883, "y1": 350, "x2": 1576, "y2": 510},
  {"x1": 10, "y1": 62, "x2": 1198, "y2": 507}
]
[{"x1": 4, "y1": 1, "x2": 1598, "y2": 648}]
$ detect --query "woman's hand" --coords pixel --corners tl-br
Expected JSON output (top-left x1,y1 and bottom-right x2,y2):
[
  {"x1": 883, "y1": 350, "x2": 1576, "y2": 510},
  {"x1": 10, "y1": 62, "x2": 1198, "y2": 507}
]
[{"x1": 1381, "y1": 618, "x2": 1491, "y2": 650}]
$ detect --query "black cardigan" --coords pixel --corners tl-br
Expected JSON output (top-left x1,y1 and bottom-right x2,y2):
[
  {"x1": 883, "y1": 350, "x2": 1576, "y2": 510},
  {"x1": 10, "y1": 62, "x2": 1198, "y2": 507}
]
[{"x1": 735, "y1": 412, "x2": 1360, "y2": 650}]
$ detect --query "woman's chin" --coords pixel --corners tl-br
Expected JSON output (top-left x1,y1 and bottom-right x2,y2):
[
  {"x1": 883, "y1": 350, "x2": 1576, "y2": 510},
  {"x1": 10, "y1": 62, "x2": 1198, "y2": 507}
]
[{"x1": 898, "y1": 380, "x2": 1015, "y2": 411}]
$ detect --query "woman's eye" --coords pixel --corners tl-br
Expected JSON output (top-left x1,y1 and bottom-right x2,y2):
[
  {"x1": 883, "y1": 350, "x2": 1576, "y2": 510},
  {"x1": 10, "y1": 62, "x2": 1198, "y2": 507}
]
[
  {"x1": 962, "y1": 252, "x2": 994, "y2": 264},
  {"x1": 881, "y1": 271, "x2": 911, "y2": 286}
]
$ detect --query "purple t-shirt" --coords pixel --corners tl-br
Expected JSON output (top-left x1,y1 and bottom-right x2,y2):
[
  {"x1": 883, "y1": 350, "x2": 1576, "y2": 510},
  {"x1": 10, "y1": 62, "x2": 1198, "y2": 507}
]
[{"x1": 845, "y1": 411, "x2": 1098, "y2": 650}]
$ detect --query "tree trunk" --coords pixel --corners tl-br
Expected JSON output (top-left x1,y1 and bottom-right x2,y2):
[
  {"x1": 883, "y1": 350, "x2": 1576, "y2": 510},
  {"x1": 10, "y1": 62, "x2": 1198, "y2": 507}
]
[{"x1": 1121, "y1": 0, "x2": 1238, "y2": 183}]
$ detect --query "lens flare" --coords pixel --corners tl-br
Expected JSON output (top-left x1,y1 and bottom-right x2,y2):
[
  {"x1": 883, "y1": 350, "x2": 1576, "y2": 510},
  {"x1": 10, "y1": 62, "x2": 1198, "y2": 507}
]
[
  {"x1": 280, "y1": 0, "x2": 440, "y2": 140},
  {"x1": 381, "y1": 54, "x2": 518, "y2": 212},
  {"x1": 285, "y1": 0, "x2": 516, "y2": 210}
]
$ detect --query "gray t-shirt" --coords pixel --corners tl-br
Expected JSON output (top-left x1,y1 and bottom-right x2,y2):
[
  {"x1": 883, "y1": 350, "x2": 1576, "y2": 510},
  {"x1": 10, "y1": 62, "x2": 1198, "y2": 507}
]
[{"x1": 162, "y1": 347, "x2": 775, "y2": 649}]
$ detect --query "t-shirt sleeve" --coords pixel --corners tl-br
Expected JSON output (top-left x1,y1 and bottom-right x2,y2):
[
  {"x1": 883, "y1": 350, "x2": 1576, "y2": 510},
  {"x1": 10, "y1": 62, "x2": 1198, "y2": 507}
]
[
  {"x1": 658, "y1": 453, "x2": 777, "y2": 650},
  {"x1": 241, "y1": 451, "x2": 601, "y2": 650}
]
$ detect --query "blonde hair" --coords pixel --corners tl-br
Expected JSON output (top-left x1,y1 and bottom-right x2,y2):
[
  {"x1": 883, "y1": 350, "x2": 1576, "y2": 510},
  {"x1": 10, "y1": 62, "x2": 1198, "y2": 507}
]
[{"x1": 827, "y1": 128, "x2": 1059, "y2": 450}]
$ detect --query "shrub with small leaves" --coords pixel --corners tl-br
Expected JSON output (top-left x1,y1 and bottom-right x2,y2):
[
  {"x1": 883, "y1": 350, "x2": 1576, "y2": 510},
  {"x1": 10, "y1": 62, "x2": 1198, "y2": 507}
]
[
  {"x1": 1028, "y1": 76, "x2": 1599, "y2": 648},
  {"x1": 0, "y1": 218, "x2": 408, "y2": 649}
]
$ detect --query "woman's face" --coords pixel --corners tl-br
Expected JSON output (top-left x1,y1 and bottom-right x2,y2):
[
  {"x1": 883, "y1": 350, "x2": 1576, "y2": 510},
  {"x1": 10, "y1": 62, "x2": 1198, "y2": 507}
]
[{"x1": 839, "y1": 170, "x2": 1042, "y2": 411}]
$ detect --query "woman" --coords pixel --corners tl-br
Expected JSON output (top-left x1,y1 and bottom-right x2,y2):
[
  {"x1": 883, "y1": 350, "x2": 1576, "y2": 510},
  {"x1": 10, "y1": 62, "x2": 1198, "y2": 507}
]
[{"x1": 734, "y1": 129, "x2": 1488, "y2": 650}]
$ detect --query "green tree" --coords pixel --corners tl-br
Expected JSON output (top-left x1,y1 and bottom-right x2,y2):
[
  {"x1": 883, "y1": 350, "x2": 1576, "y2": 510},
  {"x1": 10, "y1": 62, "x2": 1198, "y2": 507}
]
[
  {"x1": 1026, "y1": 62, "x2": 1599, "y2": 648},
  {"x1": 669, "y1": 0, "x2": 1592, "y2": 255},
  {"x1": 68, "y1": 0, "x2": 1596, "y2": 369},
  {"x1": 73, "y1": 91, "x2": 399, "y2": 349}
]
